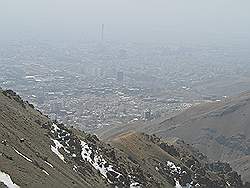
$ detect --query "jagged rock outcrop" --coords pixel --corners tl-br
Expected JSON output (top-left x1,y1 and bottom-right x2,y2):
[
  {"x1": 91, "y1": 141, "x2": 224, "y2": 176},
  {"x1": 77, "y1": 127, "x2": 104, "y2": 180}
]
[{"x1": 1, "y1": 89, "x2": 249, "y2": 188}]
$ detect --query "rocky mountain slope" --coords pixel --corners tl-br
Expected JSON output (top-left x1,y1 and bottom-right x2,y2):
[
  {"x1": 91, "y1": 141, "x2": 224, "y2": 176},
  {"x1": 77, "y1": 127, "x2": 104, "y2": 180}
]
[
  {"x1": 0, "y1": 90, "x2": 107, "y2": 188},
  {"x1": 98, "y1": 91, "x2": 250, "y2": 183},
  {"x1": 0, "y1": 89, "x2": 248, "y2": 188},
  {"x1": 150, "y1": 92, "x2": 250, "y2": 182},
  {"x1": 110, "y1": 132, "x2": 249, "y2": 187}
]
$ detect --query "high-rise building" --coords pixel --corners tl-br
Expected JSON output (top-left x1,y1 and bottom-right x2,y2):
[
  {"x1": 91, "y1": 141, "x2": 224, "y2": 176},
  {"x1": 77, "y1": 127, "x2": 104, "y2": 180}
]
[{"x1": 101, "y1": 24, "x2": 104, "y2": 41}]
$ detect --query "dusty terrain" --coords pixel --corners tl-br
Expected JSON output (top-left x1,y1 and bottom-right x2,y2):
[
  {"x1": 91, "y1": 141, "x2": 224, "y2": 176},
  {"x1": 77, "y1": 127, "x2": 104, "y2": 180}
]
[
  {"x1": 97, "y1": 91, "x2": 250, "y2": 182},
  {"x1": 0, "y1": 90, "x2": 248, "y2": 187}
]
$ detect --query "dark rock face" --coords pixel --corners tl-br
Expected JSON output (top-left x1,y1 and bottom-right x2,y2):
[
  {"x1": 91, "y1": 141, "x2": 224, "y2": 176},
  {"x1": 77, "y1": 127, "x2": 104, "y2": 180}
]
[
  {"x1": 226, "y1": 171, "x2": 243, "y2": 187},
  {"x1": 179, "y1": 172, "x2": 192, "y2": 186},
  {"x1": 0, "y1": 182, "x2": 8, "y2": 188},
  {"x1": 206, "y1": 161, "x2": 232, "y2": 174},
  {"x1": 2, "y1": 89, "x2": 248, "y2": 187},
  {"x1": 41, "y1": 122, "x2": 51, "y2": 129},
  {"x1": 159, "y1": 143, "x2": 180, "y2": 157},
  {"x1": 209, "y1": 103, "x2": 247, "y2": 117},
  {"x1": 195, "y1": 167, "x2": 206, "y2": 176},
  {"x1": 34, "y1": 119, "x2": 41, "y2": 125},
  {"x1": 142, "y1": 133, "x2": 161, "y2": 144},
  {"x1": 153, "y1": 135, "x2": 248, "y2": 187},
  {"x1": 2, "y1": 90, "x2": 26, "y2": 108},
  {"x1": 1, "y1": 140, "x2": 7, "y2": 146},
  {"x1": 215, "y1": 133, "x2": 250, "y2": 155},
  {"x1": 45, "y1": 122, "x2": 158, "y2": 187},
  {"x1": 1, "y1": 152, "x2": 13, "y2": 161}
]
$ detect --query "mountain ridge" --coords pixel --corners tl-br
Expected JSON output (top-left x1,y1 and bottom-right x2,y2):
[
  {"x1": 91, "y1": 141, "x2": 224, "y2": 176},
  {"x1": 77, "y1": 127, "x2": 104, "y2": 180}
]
[
  {"x1": 0, "y1": 89, "x2": 249, "y2": 187},
  {"x1": 95, "y1": 91, "x2": 250, "y2": 183}
]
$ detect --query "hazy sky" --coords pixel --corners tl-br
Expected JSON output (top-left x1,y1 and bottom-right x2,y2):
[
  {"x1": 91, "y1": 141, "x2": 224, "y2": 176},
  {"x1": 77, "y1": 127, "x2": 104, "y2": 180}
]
[{"x1": 0, "y1": 0, "x2": 250, "y2": 44}]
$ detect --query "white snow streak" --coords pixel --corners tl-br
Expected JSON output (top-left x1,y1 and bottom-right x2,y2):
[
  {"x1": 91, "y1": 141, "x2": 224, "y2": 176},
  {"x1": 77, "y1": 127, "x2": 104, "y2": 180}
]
[
  {"x1": 80, "y1": 141, "x2": 140, "y2": 187},
  {"x1": 13, "y1": 148, "x2": 32, "y2": 163},
  {"x1": 0, "y1": 171, "x2": 20, "y2": 188},
  {"x1": 51, "y1": 139, "x2": 65, "y2": 162},
  {"x1": 166, "y1": 161, "x2": 192, "y2": 188},
  {"x1": 50, "y1": 123, "x2": 142, "y2": 187},
  {"x1": 44, "y1": 161, "x2": 54, "y2": 168},
  {"x1": 42, "y1": 170, "x2": 50, "y2": 176},
  {"x1": 130, "y1": 182, "x2": 141, "y2": 188},
  {"x1": 52, "y1": 123, "x2": 60, "y2": 132},
  {"x1": 166, "y1": 161, "x2": 181, "y2": 174},
  {"x1": 80, "y1": 141, "x2": 120, "y2": 179}
]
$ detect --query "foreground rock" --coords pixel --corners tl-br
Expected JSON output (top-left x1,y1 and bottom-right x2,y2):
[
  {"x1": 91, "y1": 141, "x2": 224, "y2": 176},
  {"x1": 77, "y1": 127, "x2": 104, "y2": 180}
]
[{"x1": 0, "y1": 89, "x2": 249, "y2": 188}]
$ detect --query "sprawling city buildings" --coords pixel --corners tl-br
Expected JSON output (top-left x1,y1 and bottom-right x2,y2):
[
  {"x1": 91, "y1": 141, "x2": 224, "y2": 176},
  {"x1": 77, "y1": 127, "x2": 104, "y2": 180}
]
[{"x1": 1, "y1": 40, "x2": 250, "y2": 131}]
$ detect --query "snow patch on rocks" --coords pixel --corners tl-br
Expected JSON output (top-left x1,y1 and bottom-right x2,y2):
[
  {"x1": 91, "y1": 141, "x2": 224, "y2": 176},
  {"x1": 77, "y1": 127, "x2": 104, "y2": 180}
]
[
  {"x1": 166, "y1": 161, "x2": 193, "y2": 188},
  {"x1": 175, "y1": 179, "x2": 192, "y2": 188},
  {"x1": 50, "y1": 123, "x2": 72, "y2": 162},
  {"x1": 51, "y1": 139, "x2": 66, "y2": 162},
  {"x1": 81, "y1": 141, "x2": 140, "y2": 187},
  {"x1": 167, "y1": 161, "x2": 181, "y2": 174},
  {"x1": 49, "y1": 123, "x2": 141, "y2": 187},
  {"x1": 130, "y1": 182, "x2": 141, "y2": 188},
  {"x1": 80, "y1": 141, "x2": 121, "y2": 180},
  {"x1": 0, "y1": 171, "x2": 20, "y2": 188}
]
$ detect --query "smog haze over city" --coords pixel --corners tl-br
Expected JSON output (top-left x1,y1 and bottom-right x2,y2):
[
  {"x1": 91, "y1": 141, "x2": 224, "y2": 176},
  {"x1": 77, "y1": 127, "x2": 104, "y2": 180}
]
[
  {"x1": 2, "y1": 1, "x2": 250, "y2": 187},
  {"x1": 1, "y1": 0, "x2": 250, "y2": 130},
  {"x1": 1, "y1": 0, "x2": 250, "y2": 43}
]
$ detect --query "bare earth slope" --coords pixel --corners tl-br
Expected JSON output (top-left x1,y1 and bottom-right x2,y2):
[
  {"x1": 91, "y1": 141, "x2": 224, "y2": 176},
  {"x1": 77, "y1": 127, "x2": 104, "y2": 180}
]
[
  {"x1": 96, "y1": 92, "x2": 250, "y2": 183},
  {"x1": 0, "y1": 90, "x2": 160, "y2": 188},
  {"x1": 110, "y1": 132, "x2": 247, "y2": 187},
  {"x1": 0, "y1": 89, "x2": 248, "y2": 187},
  {"x1": 0, "y1": 90, "x2": 106, "y2": 188},
  {"x1": 147, "y1": 92, "x2": 250, "y2": 182},
  {"x1": 152, "y1": 93, "x2": 250, "y2": 180}
]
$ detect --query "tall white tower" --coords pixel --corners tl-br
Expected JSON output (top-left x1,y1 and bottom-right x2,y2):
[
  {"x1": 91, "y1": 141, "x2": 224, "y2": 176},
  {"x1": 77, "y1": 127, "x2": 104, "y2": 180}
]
[{"x1": 101, "y1": 24, "x2": 104, "y2": 41}]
